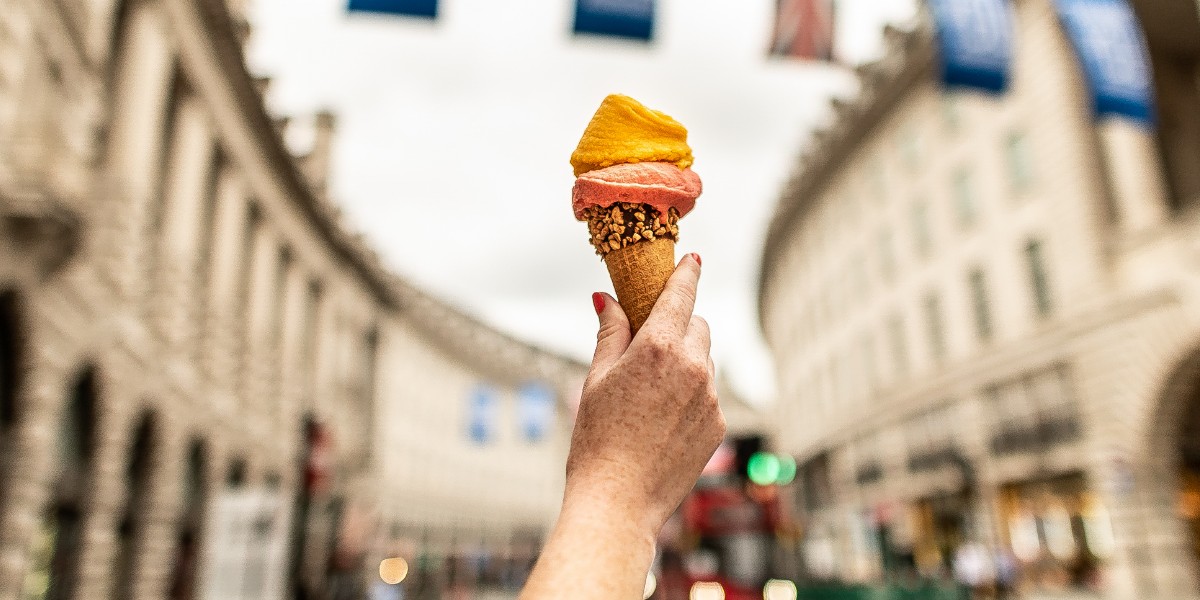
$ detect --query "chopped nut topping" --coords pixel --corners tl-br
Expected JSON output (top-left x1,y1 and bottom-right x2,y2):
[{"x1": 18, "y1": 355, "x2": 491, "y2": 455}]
[{"x1": 581, "y1": 202, "x2": 682, "y2": 257}]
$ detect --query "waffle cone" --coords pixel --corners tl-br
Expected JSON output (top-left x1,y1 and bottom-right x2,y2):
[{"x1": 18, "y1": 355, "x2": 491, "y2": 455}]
[{"x1": 603, "y1": 237, "x2": 675, "y2": 333}]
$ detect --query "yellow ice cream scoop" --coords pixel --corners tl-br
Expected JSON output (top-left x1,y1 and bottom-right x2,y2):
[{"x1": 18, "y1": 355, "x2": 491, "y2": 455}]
[{"x1": 570, "y1": 94, "x2": 694, "y2": 177}]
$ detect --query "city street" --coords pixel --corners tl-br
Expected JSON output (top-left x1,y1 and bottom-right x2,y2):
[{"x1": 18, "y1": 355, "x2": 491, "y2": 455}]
[{"x1": 1, "y1": 0, "x2": 1199, "y2": 598}]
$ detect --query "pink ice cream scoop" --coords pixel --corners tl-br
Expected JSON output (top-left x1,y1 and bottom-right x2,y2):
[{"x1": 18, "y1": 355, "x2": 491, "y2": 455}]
[{"x1": 572, "y1": 161, "x2": 702, "y2": 221}]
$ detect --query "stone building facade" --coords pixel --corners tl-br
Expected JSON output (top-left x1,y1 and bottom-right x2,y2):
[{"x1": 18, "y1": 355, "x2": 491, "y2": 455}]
[
  {"x1": 758, "y1": 1, "x2": 1200, "y2": 598},
  {"x1": 0, "y1": 0, "x2": 586, "y2": 599}
]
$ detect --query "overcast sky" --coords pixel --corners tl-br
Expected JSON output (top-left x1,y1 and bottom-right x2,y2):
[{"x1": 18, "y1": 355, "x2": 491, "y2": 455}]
[{"x1": 246, "y1": 0, "x2": 917, "y2": 404}]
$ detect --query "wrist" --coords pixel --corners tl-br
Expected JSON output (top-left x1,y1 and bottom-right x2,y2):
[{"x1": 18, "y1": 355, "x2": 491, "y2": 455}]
[
  {"x1": 563, "y1": 467, "x2": 665, "y2": 538},
  {"x1": 560, "y1": 481, "x2": 659, "y2": 552}
]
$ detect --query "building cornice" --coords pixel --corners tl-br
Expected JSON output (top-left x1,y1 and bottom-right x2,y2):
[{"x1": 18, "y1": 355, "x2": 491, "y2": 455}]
[
  {"x1": 756, "y1": 22, "x2": 936, "y2": 332},
  {"x1": 188, "y1": 0, "x2": 587, "y2": 384}
]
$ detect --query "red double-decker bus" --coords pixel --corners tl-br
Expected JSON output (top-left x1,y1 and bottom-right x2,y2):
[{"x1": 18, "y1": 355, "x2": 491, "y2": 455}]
[{"x1": 654, "y1": 439, "x2": 785, "y2": 600}]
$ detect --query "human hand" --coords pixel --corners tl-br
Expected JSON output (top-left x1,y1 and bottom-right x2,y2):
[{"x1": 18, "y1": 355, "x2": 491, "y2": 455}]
[{"x1": 565, "y1": 253, "x2": 726, "y2": 535}]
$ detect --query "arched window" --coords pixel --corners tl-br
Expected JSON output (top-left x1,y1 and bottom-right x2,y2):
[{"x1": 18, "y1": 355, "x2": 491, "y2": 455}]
[
  {"x1": 169, "y1": 439, "x2": 208, "y2": 600},
  {"x1": 112, "y1": 412, "x2": 158, "y2": 600},
  {"x1": 25, "y1": 367, "x2": 96, "y2": 600},
  {"x1": 226, "y1": 457, "x2": 247, "y2": 489}
]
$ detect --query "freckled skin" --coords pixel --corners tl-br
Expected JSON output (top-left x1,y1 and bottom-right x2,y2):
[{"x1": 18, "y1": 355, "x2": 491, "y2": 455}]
[{"x1": 520, "y1": 255, "x2": 725, "y2": 600}]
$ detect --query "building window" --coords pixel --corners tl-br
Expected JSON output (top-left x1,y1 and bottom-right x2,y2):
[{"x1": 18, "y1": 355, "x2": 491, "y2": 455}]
[
  {"x1": 468, "y1": 385, "x2": 498, "y2": 444},
  {"x1": 28, "y1": 369, "x2": 98, "y2": 600},
  {"x1": 953, "y1": 168, "x2": 977, "y2": 227},
  {"x1": 924, "y1": 293, "x2": 947, "y2": 361},
  {"x1": 300, "y1": 280, "x2": 323, "y2": 391},
  {"x1": 170, "y1": 440, "x2": 209, "y2": 600},
  {"x1": 518, "y1": 383, "x2": 555, "y2": 443},
  {"x1": 1006, "y1": 131, "x2": 1035, "y2": 193},
  {"x1": 226, "y1": 458, "x2": 247, "y2": 488},
  {"x1": 911, "y1": 200, "x2": 933, "y2": 258},
  {"x1": 907, "y1": 406, "x2": 956, "y2": 471},
  {"x1": 113, "y1": 414, "x2": 159, "y2": 600},
  {"x1": 887, "y1": 314, "x2": 909, "y2": 377},
  {"x1": 968, "y1": 268, "x2": 993, "y2": 342},
  {"x1": 989, "y1": 364, "x2": 1081, "y2": 454},
  {"x1": 1025, "y1": 239, "x2": 1054, "y2": 318}
]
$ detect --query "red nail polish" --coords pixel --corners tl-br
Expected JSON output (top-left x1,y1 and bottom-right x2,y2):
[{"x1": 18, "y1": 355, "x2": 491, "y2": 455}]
[
  {"x1": 691, "y1": 253, "x2": 702, "y2": 267},
  {"x1": 592, "y1": 292, "x2": 605, "y2": 314}
]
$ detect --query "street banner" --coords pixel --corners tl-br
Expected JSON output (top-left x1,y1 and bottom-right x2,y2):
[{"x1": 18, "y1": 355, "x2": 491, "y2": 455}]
[
  {"x1": 768, "y1": 0, "x2": 836, "y2": 61},
  {"x1": 928, "y1": 0, "x2": 1015, "y2": 93},
  {"x1": 199, "y1": 490, "x2": 292, "y2": 600},
  {"x1": 518, "y1": 382, "x2": 556, "y2": 442},
  {"x1": 573, "y1": 0, "x2": 655, "y2": 42},
  {"x1": 1054, "y1": 0, "x2": 1155, "y2": 123},
  {"x1": 347, "y1": 0, "x2": 437, "y2": 19},
  {"x1": 468, "y1": 385, "x2": 497, "y2": 444}
]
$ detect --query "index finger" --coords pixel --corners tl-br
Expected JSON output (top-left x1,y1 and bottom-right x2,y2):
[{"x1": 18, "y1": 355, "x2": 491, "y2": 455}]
[{"x1": 641, "y1": 253, "x2": 701, "y2": 337}]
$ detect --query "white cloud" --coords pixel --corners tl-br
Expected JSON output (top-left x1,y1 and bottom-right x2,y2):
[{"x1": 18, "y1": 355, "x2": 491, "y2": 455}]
[{"x1": 247, "y1": 0, "x2": 916, "y2": 404}]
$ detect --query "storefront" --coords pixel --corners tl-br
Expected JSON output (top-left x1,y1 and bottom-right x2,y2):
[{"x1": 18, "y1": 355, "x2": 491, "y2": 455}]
[
  {"x1": 996, "y1": 473, "x2": 1114, "y2": 593},
  {"x1": 911, "y1": 493, "x2": 971, "y2": 579}
]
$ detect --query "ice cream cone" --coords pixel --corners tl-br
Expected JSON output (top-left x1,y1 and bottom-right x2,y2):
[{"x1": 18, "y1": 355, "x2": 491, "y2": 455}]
[
  {"x1": 570, "y1": 95, "x2": 701, "y2": 333},
  {"x1": 583, "y1": 201, "x2": 681, "y2": 333},
  {"x1": 604, "y1": 237, "x2": 675, "y2": 333}
]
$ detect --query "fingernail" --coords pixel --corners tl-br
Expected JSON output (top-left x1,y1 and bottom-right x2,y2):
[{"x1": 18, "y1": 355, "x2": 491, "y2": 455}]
[
  {"x1": 592, "y1": 292, "x2": 605, "y2": 315},
  {"x1": 691, "y1": 253, "x2": 702, "y2": 267}
]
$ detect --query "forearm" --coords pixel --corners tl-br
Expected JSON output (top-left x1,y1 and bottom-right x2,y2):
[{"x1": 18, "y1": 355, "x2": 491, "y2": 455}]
[{"x1": 520, "y1": 493, "x2": 656, "y2": 600}]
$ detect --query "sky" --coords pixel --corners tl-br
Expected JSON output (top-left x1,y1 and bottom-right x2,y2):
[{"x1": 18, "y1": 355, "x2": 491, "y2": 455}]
[{"x1": 246, "y1": 0, "x2": 917, "y2": 404}]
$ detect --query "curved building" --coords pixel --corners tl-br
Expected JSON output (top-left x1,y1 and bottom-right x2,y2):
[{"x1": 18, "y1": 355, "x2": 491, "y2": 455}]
[
  {"x1": 0, "y1": 0, "x2": 585, "y2": 598},
  {"x1": 759, "y1": 1, "x2": 1200, "y2": 597}
]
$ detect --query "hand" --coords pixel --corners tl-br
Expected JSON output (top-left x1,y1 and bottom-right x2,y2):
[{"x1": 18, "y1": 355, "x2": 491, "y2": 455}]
[{"x1": 566, "y1": 253, "x2": 726, "y2": 535}]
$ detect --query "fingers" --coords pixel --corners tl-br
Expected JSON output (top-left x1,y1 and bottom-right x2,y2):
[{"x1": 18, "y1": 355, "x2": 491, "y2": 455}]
[
  {"x1": 591, "y1": 292, "x2": 632, "y2": 373},
  {"x1": 642, "y1": 254, "x2": 701, "y2": 338},
  {"x1": 683, "y1": 315, "x2": 712, "y2": 363}
]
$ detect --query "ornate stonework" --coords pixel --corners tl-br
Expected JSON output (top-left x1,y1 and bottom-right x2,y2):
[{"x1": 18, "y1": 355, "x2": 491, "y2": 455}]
[{"x1": 0, "y1": 0, "x2": 587, "y2": 597}]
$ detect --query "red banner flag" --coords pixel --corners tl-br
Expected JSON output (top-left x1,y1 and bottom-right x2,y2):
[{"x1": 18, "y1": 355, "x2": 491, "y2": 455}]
[{"x1": 769, "y1": 0, "x2": 836, "y2": 61}]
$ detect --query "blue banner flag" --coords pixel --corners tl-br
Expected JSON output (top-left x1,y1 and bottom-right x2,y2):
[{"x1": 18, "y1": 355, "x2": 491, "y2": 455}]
[
  {"x1": 928, "y1": 0, "x2": 1014, "y2": 93},
  {"x1": 348, "y1": 0, "x2": 437, "y2": 19},
  {"x1": 573, "y1": 0, "x2": 655, "y2": 42},
  {"x1": 1054, "y1": 0, "x2": 1155, "y2": 124},
  {"x1": 518, "y1": 383, "x2": 556, "y2": 443}
]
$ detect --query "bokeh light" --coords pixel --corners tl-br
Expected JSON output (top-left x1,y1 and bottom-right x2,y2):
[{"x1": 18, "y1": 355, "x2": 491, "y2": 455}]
[
  {"x1": 690, "y1": 581, "x2": 726, "y2": 600},
  {"x1": 378, "y1": 557, "x2": 409, "y2": 585},
  {"x1": 747, "y1": 452, "x2": 781, "y2": 486},
  {"x1": 643, "y1": 571, "x2": 656, "y2": 599},
  {"x1": 775, "y1": 454, "x2": 797, "y2": 485},
  {"x1": 764, "y1": 579, "x2": 798, "y2": 600}
]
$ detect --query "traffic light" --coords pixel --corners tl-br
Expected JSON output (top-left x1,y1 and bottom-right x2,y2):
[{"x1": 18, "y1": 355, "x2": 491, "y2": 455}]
[
  {"x1": 732, "y1": 436, "x2": 797, "y2": 486},
  {"x1": 732, "y1": 435, "x2": 764, "y2": 481}
]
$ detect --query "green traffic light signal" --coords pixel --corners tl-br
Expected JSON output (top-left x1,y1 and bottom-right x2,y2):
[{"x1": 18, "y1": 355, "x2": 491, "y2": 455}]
[
  {"x1": 747, "y1": 452, "x2": 781, "y2": 486},
  {"x1": 777, "y1": 454, "x2": 797, "y2": 485},
  {"x1": 747, "y1": 452, "x2": 797, "y2": 486}
]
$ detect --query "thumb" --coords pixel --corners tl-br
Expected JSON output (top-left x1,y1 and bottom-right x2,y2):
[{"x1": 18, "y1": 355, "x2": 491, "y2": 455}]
[{"x1": 591, "y1": 292, "x2": 632, "y2": 372}]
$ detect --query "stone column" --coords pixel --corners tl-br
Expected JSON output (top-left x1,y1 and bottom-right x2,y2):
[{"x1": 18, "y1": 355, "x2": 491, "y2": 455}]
[
  {"x1": 100, "y1": 3, "x2": 176, "y2": 306},
  {"x1": 154, "y1": 96, "x2": 216, "y2": 353},
  {"x1": 0, "y1": 344, "x2": 63, "y2": 596}
]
